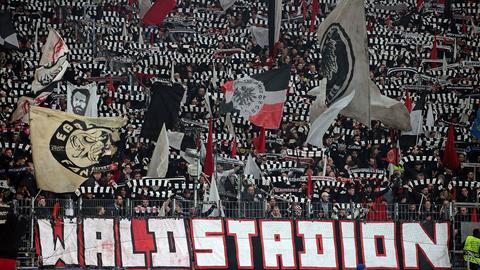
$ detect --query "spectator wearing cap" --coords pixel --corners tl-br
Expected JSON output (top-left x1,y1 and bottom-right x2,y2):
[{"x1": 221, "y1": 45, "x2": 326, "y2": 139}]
[{"x1": 316, "y1": 192, "x2": 332, "y2": 219}]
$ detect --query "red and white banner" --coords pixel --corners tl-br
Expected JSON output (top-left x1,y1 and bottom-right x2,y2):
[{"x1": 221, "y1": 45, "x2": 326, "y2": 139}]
[{"x1": 35, "y1": 218, "x2": 451, "y2": 269}]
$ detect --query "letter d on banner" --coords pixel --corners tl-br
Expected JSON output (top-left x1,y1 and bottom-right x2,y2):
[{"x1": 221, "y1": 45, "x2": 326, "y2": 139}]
[{"x1": 297, "y1": 221, "x2": 338, "y2": 268}]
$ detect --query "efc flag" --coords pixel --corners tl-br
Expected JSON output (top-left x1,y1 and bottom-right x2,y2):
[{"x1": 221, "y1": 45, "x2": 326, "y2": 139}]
[
  {"x1": 141, "y1": 82, "x2": 185, "y2": 140},
  {"x1": 0, "y1": 12, "x2": 19, "y2": 49},
  {"x1": 221, "y1": 65, "x2": 290, "y2": 129},
  {"x1": 66, "y1": 83, "x2": 98, "y2": 117},
  {"x1": 30, "y1": 106, "x2": 126, "y2": 193},
  {"x1": 36, "y1": 218, "x2": 451, "y2": 269},
  {"x1": 311, "y1": 0, "x2": 410, "y2": 131},
  {"x1": 32, "y1": 28, "x2": 69, "y2": 94}
]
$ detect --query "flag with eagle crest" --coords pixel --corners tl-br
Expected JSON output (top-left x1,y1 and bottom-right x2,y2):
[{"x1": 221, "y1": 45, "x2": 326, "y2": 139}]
[
  {"x1": 308, "y1": 0, "x2": 410, "y2": 147},
  {"x1": 220, "y1": 65, "x2": 290, "y2": 129}
]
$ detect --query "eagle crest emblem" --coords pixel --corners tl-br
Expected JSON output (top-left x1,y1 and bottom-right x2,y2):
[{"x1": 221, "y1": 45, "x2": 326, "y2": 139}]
[
  {"x1": 319, "y1": 23, "x2": 355, "y2": 105},
  {"x1": 232, "y1": 77, "x2": 266, "y2": 118}
]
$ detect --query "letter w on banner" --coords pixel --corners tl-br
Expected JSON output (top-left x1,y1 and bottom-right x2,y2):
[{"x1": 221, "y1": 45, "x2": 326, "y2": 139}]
[
  {"x1": 308, "y1": 0, "x2": 410, "y2": 147},
  {"x1": 220, "y1": 65, "x2": 291, "y2": 129},
  {"x1": 30, "y1": 106, "x2": 126, "y2": 193}
]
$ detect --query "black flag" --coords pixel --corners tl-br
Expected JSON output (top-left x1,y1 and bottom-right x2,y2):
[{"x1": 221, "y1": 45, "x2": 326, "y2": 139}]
[
  {"x1": 0, "y1": 12, "x2": 19, "y2": 49},
  {"x1": 141, "y1": 82, "x2": 185, "y2": 140}
]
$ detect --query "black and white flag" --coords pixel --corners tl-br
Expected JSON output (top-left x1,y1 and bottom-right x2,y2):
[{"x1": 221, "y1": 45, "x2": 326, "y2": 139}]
[
  {"x1": 67, "y1": 83, "x2": 98, "y2": 117},
  {"x1": 0, "y1": 12, "x2": 19, "y2": 49},
  {"x1": 32, "y1": 28, "x2": 69, "y2": 93},
  {"x1": 308, "y1": 0, "x2": 411, "y2": 148}
]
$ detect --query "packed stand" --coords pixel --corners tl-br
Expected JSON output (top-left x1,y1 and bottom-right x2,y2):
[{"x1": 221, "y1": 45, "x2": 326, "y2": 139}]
[{"x1": 0, "y1": 0, "x2": 478, "y2": 234}]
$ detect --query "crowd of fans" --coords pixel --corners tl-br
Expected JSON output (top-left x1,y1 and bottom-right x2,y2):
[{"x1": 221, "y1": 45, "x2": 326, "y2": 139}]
[{"x1": 0, "y1": 0, "x2": 479, "y2": 232}]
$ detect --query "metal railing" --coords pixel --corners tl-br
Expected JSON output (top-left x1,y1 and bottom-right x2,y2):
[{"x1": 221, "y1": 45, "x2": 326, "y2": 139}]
[
  {"x1": 11, "y1": 197, "x2": 480, "y2": 269},
  {"x1": 29, "y1": 197, "x2": 455, "y2": 222}
]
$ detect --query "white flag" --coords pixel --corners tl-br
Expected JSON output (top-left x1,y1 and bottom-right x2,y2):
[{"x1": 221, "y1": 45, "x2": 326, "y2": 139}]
[
  {"x1": 219, "y1": 0, "x2": 235, "y2": 10},
  {"x1": 313, "y1": 0, "x2": 410, "y2": 130},
  {"x1": 307, "y1": 90, "x2": 356, "y2": 147},
  {"x1": 147, "y1": 125, "x2": 169, "y2": 178},
  {"x1": 250, "y1": 26, "x2": 269, "y2": 48},
  {"x1": 244, "y1": 154, "x2": 261, "y2": 180},
  {"x1": 202, "y1": 176, "x2": 225, "y2": 217},
  {"x1": 32, "y1": 28, "x2": 69, "y2": 93},
  {"x1": 10, "y1": 96, "x2": 34, "y2": 124},
  {"x1": 66, "y1": 83, "x2": 98, "y2": 117}
]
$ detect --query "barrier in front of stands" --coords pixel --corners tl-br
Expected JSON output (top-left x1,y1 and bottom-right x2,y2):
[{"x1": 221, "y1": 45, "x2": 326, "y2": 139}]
[
  {"x1": 14, "y1": 198, "x2": 480, "y2": 269},
  {"x1": 35, "y1": 217, "x2": 451, "y2": 269}
]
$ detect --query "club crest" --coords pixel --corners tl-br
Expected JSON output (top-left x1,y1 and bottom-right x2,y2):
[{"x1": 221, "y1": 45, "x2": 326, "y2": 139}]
[
  {"x1": 50, "y1": 120, "x2": 119, "y2": 177},
  {"x1": 319, "y1": 23, "x2": 355, "y2": 105},
  {"x1": 232, "y1": 77, "x2": 266, "y2": 118}
]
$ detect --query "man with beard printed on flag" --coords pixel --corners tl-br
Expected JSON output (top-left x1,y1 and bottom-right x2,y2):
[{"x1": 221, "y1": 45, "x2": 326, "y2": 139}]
[{"x1": 67, "y1": 83, "x2": 98, "y2": 117}]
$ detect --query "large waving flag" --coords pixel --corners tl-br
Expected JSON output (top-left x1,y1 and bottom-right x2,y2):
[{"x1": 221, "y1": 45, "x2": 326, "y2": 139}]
[
  {"x1": 308, "y1": 0, "x2": 410, "y2": 147},
  {"x1": 30, "y1": 106, "x2": 126, "y2": 193},
  {"x1": 32, "y1": 28, "x2": 69, "y2": 94},
  {"x1": 221, "y1": 65, "x2": 290, "y2": 129}
]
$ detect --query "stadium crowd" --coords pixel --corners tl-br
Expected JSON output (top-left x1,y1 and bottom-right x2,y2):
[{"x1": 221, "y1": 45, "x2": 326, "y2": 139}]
[{"x1": 0, "y1": 0, "x2": 479, "y2": 232}]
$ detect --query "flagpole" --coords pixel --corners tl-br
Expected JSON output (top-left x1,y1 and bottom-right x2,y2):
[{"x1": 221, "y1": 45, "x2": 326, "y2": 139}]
[
  {"x1": 415, "y1": 107, "x2": 423, "y2": 146},
  {"x1": 194, "y1": 152, "x2": 200, "y2": 208}
]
